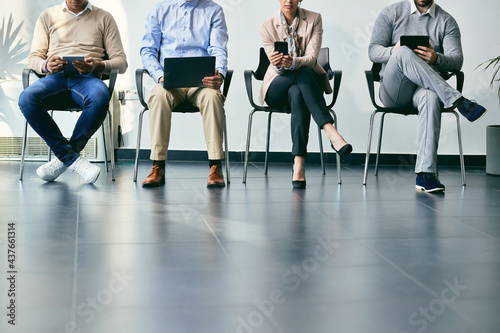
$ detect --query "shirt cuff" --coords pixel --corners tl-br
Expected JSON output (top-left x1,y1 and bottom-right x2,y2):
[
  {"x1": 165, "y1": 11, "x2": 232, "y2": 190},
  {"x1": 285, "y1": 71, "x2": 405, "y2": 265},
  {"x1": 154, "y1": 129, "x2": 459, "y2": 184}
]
[
  {"x1": 151, "y1": 70, "x2": 164, "y2": 84},
  {"x1": 216, "y1": 67, "x2": 227, "y2": 78},
  {"x1": 284, "y1": 58, "x2": 296, "y2": 70}
]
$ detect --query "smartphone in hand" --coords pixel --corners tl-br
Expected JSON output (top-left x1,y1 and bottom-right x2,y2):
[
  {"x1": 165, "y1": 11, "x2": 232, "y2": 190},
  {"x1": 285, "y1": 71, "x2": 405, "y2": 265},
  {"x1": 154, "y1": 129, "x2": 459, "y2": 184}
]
[{"x1": 274, "y1": 41, "x2": 288, "y2": 55}]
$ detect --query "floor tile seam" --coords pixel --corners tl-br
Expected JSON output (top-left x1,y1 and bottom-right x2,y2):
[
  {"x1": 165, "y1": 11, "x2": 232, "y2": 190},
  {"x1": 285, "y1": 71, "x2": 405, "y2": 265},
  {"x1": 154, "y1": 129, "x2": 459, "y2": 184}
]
[
  {"x1": 337, "y1": 235, "x2": 490, "y2": 241},
  {"x1": 75, "y1": 241, "x2": 241, "y2": 245},
  {"x1": 199, "y1": 214, "x2": 285, "y2": 333},
  {"x1": 356, "y1": 241, "x2": 491, "y2": 333},
  {"x1": 415, "y1": 200, "x2": 459, "y2": 218},
  {"x1": 4, "y1": 263, "x2": 394, "y2": 274},
  {"x1": 304, "y1": 201, "x2": 491, "y2": 333},
  {"x1": 11, "y1": 268, "x2": 242, "y2": 274},
  {"x1": 70, "y1": 189, "x2": 81, "y2": 325},
  {"x1": 448, "y1": 216, "x2": 500, "y2": 242}
]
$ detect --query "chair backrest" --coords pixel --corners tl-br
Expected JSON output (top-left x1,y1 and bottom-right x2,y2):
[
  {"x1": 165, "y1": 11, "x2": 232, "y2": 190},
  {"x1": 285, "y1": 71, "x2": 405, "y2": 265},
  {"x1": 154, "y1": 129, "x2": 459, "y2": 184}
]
[
  {"x1": 318, "y1": 47, "x2": 333, "y2": 80},
  {"x1": 254, "y1": 48, "x2": 270, "y2": 81},
  {"x1": 371, "y1": 63, "x2": 383, "y2": 82}
]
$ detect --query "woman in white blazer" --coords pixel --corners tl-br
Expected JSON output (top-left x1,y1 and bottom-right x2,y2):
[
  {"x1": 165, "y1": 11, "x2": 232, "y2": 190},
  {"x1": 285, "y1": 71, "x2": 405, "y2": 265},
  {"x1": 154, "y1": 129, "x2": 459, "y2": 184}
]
[{"x1": 259, "y1": 0, "x2": 352, "y2": 188}]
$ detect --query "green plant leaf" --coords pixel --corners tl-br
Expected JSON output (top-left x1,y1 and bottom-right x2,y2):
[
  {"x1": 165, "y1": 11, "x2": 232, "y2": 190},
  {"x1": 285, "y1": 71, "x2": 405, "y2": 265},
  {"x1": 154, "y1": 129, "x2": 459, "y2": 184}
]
[{"x1": 0, "y1": 14, "x2": 30, "y2": 80}]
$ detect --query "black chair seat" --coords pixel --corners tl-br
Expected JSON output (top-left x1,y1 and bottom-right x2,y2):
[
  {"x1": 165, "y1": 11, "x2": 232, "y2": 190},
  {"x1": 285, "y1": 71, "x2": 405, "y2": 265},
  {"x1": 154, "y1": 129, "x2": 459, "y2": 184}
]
[{"x1": 173, "y1": 104, "x2": 201, "y2": 113}]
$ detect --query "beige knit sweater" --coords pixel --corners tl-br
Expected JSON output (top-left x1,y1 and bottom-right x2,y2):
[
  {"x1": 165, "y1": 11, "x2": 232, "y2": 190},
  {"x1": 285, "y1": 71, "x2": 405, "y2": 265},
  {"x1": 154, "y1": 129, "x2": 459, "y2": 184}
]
[{"x1": 29, "y1": 4, "x2": 128, "y2": 74}]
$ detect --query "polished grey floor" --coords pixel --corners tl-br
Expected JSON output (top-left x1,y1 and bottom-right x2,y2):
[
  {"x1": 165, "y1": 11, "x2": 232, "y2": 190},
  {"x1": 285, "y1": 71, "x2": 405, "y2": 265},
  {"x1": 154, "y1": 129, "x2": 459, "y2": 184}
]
[{"x1": 0, "y1": 160, "x2": 499, "y2": 333}]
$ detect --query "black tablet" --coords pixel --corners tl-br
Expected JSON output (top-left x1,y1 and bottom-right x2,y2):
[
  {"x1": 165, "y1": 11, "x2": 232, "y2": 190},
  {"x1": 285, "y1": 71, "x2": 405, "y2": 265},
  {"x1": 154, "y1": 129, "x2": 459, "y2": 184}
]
[
  {"x1": 163, "y1": 56, "x2": 216, "y2": 89},
  {"x1": 400, "y1": 35, "x2": 429, "y2": 50}
]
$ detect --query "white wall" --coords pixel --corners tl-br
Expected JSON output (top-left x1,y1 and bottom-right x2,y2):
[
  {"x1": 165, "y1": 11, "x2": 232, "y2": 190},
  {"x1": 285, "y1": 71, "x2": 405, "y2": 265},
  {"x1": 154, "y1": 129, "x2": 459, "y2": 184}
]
[{"x1": 2, "y1": 0, "x2": 499, "y2": 156}]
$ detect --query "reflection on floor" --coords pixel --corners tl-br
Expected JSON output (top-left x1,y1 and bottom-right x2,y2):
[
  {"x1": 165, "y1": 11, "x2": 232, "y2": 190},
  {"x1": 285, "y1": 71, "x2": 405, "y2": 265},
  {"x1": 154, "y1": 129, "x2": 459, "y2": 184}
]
[{"x1": 0, "y1": 160, "x2": 499, "y2": 333}]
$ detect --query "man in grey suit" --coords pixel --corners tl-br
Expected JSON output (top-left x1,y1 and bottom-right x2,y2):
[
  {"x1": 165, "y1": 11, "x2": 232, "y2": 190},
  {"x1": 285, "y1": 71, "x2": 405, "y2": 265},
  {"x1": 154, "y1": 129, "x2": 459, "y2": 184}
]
[{"x1": 369, "y1": 0, "x2": 487, "y2": 193}]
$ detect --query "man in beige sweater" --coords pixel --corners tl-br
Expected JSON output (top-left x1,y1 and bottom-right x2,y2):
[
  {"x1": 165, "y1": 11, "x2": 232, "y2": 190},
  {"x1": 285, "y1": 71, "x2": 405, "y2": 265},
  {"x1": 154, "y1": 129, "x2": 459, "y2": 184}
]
[{"x1": 19, "y1": 0, "x2": 127, "y2": 183}]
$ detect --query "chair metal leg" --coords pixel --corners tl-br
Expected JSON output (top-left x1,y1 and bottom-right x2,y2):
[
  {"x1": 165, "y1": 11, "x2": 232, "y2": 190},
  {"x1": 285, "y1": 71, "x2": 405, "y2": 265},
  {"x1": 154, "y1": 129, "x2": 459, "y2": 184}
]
[
  {"x1": 133, "y1": 108, "x2": 147, "y2": 182},
  {"x1": 264, "y1": 112, "x2": 272, "y2": 175},
  {"x1": 318, "y1": 125, "x2": 325, "y2": 175},
  {"x1": 47, "y1": 110, "x2": 54, "y2": 162},
  {"x1": 453, "y1": 111, "x2": 466, "y2": 186},
  {"x1": 223, "y1": 115, "x2": 230, "y2": 184},
  {"x1": 363, "y1": 111, "x2": 378, "y2": 185},
  {"x1": 332, "y1": 111, "x2": 342, "y2": 184},
  {"x1": 19, "y1": 120, "x2": 29, "y2": 180},
  {"x1": 107, "y1": 110, "x2": 115, "y2": 181},
  {"x1": 243, "y1": 110, "x2": 256, "y2": 183},
  {"x1": 374, "y1": 112, "x2": 386, "y2": 176},
  {"x1": 101, "y1": 122, "x2": 109, "y2": 172}
]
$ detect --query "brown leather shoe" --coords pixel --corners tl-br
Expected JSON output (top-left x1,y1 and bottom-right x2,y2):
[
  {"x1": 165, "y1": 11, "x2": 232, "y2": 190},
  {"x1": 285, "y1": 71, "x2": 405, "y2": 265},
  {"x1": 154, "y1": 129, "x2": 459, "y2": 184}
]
[
  {"x1": 142, "y1": 164, "x2": 165, "y2": 187},
  {"x1": 207, "y1": 164, "x2": 225, "y2": 188}
]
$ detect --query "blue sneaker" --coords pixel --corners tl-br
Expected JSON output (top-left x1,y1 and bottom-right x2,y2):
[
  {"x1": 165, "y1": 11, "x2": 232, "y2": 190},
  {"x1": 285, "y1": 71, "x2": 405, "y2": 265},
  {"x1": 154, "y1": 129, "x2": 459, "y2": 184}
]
[
  {"x1": 454, "y1": 97, "x2": 487, "y2": 123},
  {"x1": 416, "y1": 173, "x2": 445, "y2": 193}
]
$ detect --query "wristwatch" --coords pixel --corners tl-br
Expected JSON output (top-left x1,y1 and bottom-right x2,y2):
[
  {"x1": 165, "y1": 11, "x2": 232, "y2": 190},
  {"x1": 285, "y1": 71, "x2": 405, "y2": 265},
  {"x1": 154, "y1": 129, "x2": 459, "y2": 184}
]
[
  {"x1": 219, "y1": 73, "x2": 225, "y2": 83},
  {"x1": 435, "y1": 54, "x2": 441, "y2": 66}
]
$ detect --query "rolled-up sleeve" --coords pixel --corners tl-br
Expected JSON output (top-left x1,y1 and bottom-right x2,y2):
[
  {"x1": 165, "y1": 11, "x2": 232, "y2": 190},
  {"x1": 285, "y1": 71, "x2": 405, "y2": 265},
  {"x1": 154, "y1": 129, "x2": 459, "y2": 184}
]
[
  {"x1": 438, "y1": 17, "x2": 463, "y2": 73},
  {"x1": 207, "y1": 7, "x2": 228, "y2": 77},
  {"x1": 368, "y1": 8, "x2": 394, "y2": 64},
  {"x1": 140, "y1": 7, "x2": 164, "y2": 83},
  {"x1": 28, "y1": 13, "x2": 50, "y2": 74},
  {"x1": 103, "y1": 14, "x2": 128, "y2": 74}
]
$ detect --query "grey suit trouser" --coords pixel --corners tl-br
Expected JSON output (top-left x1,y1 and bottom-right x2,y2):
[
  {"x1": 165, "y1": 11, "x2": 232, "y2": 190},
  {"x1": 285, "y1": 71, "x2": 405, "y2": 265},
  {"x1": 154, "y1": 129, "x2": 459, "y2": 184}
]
[{"x1": 379, "y1": 46, "x2": 462, "y2": 174}]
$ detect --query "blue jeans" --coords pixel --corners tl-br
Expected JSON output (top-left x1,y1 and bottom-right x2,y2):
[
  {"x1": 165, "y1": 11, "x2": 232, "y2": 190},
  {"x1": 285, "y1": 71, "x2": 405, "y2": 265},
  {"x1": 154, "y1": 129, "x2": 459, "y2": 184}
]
[{"x1": 18, "y1": 72, "x2": 110, "y2": 167}]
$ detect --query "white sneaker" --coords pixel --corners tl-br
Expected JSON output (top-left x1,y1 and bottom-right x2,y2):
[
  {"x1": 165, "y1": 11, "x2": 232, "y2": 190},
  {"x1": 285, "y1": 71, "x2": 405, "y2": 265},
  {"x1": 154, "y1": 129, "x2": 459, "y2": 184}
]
[
  {"x1": 36, "y1": 158, "x2": 67, "y2": 182},
  {"x1": 68, "y1": 156, "x2": 101, "y2": 184}
]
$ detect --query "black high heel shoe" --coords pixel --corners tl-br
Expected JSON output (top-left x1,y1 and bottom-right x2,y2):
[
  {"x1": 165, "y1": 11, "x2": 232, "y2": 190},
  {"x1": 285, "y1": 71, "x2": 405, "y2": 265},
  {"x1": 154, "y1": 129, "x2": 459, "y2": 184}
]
[
  {"x1": 331, "y1": 143, "x2": 353, "y2": 160},
  {"x1": 292, "y1": 165, "x2": 306, "y2": 189}
]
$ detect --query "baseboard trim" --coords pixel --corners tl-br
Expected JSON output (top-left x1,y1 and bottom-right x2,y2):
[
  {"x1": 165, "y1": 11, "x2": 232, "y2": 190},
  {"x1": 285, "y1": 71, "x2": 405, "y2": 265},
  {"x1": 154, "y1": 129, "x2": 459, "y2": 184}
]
[{"x1": 115, "y1": 149, "x2": 486, "y2": 167}]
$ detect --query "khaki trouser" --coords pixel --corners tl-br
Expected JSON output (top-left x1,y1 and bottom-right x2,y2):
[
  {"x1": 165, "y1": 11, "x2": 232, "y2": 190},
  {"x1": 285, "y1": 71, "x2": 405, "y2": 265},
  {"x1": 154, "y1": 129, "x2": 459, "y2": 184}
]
[{"x1": 148, "y1": 84, "x2": 226, "y2": 161}]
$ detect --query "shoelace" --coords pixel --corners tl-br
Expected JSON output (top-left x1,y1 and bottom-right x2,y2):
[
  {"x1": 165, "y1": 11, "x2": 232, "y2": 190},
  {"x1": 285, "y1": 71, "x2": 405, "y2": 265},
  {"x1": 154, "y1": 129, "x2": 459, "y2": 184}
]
[
  {"x1": 210, "y1": 165, "x2": 222, "y2": 176},
  {"x1": 148, "y1": 165, "x2": 162, "y2": 177},
  {"x1": 423, "y1": 173, "x2": 441, "y2": 182},
  {"x1": 458, "y1": 98, "x2": 479, "y2": 108},
  {"x1": 47, "y1": 159, "x2": 65, "y2": 172},
  {"x1": 72, "y1": 159, "x2": 92, "y2": 174}
]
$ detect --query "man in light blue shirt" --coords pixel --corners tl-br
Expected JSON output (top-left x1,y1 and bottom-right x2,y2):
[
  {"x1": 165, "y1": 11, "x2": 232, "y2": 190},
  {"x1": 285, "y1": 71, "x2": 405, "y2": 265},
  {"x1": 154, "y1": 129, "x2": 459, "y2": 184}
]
[{"x1": 140, "y1": 0, "x2": 228, "y2": 188}]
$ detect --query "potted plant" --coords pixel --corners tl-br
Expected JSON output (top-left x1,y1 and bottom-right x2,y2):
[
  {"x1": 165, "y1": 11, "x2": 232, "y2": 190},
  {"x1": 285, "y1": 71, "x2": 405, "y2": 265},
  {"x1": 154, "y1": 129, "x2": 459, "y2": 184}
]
[
  {"x1": 478, "y1": 56, "x2": 500, "y2": 175},
  {"x1": 479, "y1": 56, "x2": 500, "y2": 97}
]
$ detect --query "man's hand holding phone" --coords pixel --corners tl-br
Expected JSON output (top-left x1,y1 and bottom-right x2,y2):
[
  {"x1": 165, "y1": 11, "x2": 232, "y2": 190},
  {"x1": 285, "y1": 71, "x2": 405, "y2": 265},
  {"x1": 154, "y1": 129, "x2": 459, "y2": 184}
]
[
  {"x1": 44, "y1": 56, "x2": 67, "y2": 73},
  {"x1": 72, "y1": 57, "x2": 94, "y2": 75},
  {"x1": 414, "y1": 42, "x2": 438, "y2": 65}
]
